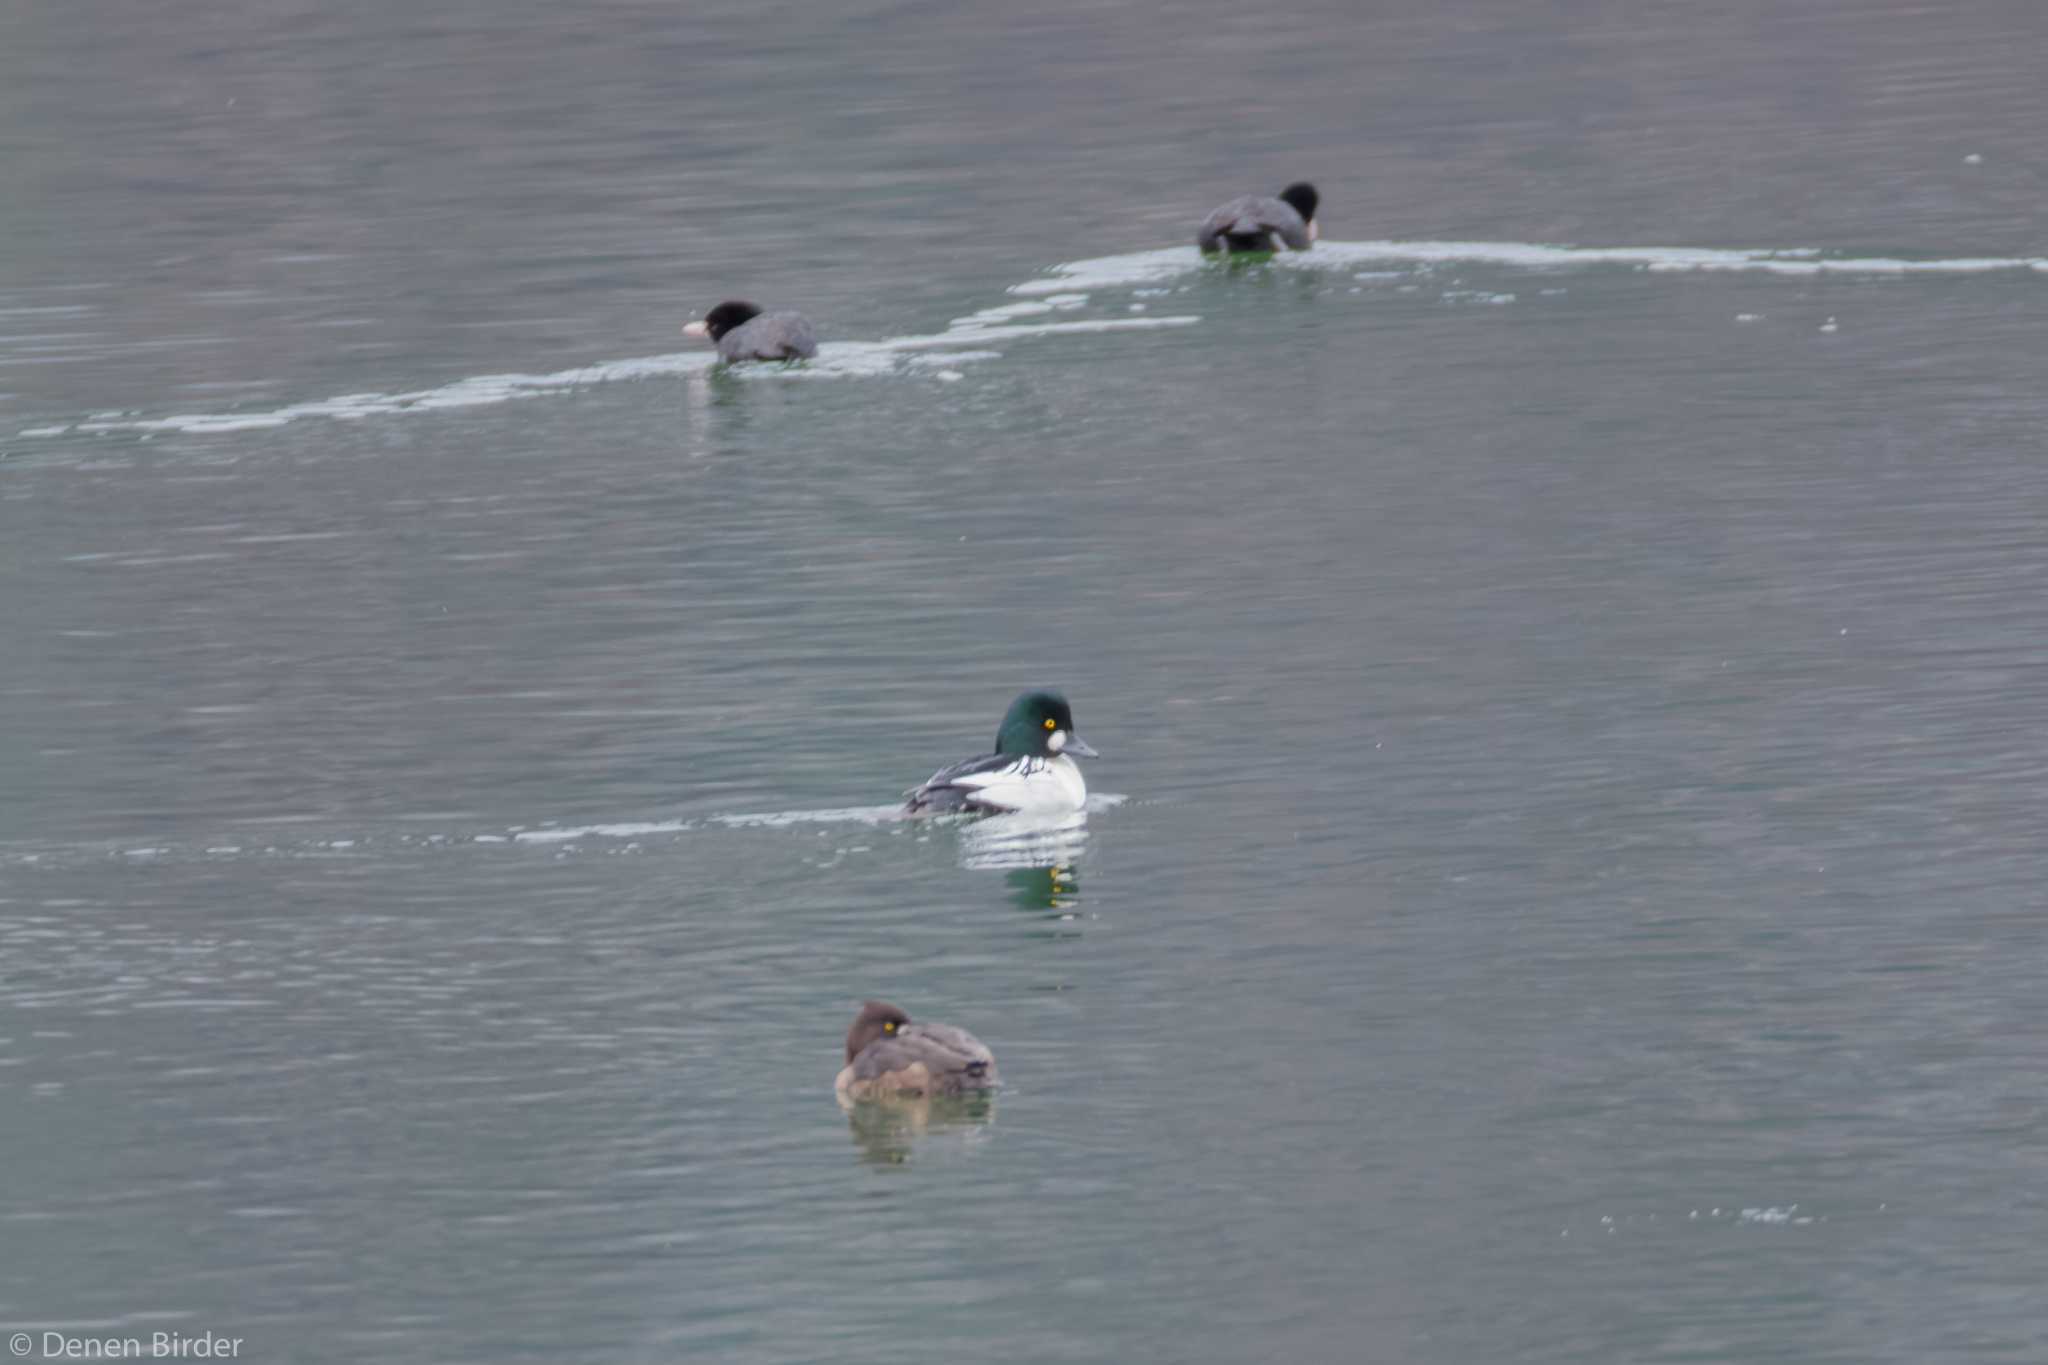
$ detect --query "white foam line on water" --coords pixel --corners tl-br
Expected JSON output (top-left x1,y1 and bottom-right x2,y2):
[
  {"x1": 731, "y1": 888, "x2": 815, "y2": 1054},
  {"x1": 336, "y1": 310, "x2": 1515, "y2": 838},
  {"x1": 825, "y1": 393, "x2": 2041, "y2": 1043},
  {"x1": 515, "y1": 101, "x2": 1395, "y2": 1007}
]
[
  {"x1": 17, "y1": 314, "x2": 1199, "y2": 440},
  {"x1": 512, "y1": 818, "x2": 696, "y2": 844},
  {"x1": 30, "y1": 350, "x2": 724, "y2": 437},
  {"x1": 710, "y1": 804, "x2": 907, "y2": 829},
  {"x1": 948, "y1": 293, "x2": 1090, "y2": 327},
  {"x1": 885, "y1": 315, "x2": 1199, "y2": 351},
  {"x1": 518, "y1": 793, "x2": 1126, "y2": 840},
  {"x1": 18, "y1": 235, "x2": 2041, "y2": 441},
  {"x1": 505, "y1": 804, "x2": 904, "y2": 844},
  {"x1": 1008, "y1": 238, "x2": 2048, "y2": 295},
  {"x1": 0, "y1": 791, "x2": 1134, "y2": 870}
]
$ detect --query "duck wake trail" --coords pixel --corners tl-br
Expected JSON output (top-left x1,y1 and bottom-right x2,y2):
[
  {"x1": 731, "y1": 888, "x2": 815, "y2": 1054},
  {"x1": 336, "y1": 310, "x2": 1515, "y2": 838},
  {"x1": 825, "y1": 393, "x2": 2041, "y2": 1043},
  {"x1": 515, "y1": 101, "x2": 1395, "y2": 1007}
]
[
  {"x1": 1008, "y1": 238, "x2": 2048, "y2": 295},
  {"x1": 0, "y1": 795, "x2": 1128, "y2": 869},
  {"x1": 13, "y1": 310, "x2": 1199, "y2": 441},
  {"x1": 20, "y1": 236, "x2": 2041, "y2": 444}
]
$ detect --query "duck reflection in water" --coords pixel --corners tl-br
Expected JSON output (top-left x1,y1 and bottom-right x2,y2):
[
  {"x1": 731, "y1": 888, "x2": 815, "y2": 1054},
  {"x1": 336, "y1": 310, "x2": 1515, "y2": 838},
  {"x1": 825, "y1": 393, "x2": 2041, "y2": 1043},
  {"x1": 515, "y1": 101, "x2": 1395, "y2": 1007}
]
[
  {"x1": 1005, "y1": 863, "x2": 1081, "y2": 915},
  {"x1": 842, "y1": 1091, "x2": 998, "y2": 1167},
  {"x1": 956, "y1": 807, "x2": 1090, "y2": 872}
]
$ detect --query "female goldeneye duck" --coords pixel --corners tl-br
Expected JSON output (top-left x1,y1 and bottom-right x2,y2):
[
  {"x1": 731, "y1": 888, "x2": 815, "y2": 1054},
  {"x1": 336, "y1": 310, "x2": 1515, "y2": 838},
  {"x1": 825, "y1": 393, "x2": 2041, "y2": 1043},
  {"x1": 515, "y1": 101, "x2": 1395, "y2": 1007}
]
[
  {"x1": 682, "y1": 299, "x2": 819, "y2": 362},
  {"x1": 836, "y1": 1000, "x2": 999, "y2": 1101},
  {"x1": 1196, "y1": 181, "x2": 1320, "y2": 254},
  {"x1": 902, "y1": 690, "x2": 1100, "y2": 816}
]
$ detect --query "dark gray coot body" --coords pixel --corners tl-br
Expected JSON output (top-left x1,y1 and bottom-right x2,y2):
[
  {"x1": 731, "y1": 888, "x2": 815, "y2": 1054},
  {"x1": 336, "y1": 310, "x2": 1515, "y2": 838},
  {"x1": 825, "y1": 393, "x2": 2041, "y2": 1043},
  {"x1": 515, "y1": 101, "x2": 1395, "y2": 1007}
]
[
  {"x1": 685, "y1": 300, "x2": 819, "y2": 362},
  {"x1": 717, "y1": 311, "x2": 818, "y2": 362},
  {"x1": 1196, "y1": 182, "x2": 1319, "y2": 253}
]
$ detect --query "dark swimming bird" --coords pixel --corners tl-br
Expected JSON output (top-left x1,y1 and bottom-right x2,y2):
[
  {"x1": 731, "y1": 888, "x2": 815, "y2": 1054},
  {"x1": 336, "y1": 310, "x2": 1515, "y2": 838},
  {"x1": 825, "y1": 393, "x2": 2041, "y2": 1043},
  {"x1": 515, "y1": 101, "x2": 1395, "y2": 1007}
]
[
  {"x1": 682, "y1": 300, "x2": 818, "y2": 362},
  {"x1": 836, "y1": 1000, "x2": 999, "y2": 1101},
  {"x1": 1196, "y1": 181, "x2": 1320, "y2": 254},
  {"x1": 902, "y1": 690, "x2": 1099, "y2": 816}
]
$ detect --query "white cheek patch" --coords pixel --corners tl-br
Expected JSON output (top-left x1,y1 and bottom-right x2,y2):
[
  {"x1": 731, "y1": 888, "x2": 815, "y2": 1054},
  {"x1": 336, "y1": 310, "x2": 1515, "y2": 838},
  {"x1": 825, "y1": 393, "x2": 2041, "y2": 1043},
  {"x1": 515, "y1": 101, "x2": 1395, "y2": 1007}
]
[
  {"x1": 1047, "y1": 730, "x2": 1067, "y2": 753},
  {"x1": 1308, "y1": 220, "x2": 1319, "y2": 242}
]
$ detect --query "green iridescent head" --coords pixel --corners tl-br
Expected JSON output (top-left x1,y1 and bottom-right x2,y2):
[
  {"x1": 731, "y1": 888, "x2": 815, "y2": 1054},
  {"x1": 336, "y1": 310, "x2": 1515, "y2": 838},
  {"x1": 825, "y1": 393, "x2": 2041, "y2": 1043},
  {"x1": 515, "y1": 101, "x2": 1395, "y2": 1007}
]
[{"x1": 994, "y1": 691, "x2": 1099, "y2": 760}]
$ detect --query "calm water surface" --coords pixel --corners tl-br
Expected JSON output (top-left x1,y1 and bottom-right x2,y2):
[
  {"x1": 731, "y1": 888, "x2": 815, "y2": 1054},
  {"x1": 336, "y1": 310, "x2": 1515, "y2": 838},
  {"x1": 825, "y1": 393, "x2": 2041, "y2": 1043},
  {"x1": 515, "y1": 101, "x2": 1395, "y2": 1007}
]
[{"x1": 5, "y1": 2, "x2": 2048, "y2": 1361}]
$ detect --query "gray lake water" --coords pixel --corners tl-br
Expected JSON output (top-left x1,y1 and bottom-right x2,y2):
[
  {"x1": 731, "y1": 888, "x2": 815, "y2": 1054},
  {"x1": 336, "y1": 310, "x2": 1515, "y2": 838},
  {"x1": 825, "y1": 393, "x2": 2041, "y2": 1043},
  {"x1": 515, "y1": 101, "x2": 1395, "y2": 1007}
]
[{"x1": 6, "y1": 3, "x2": 2048, "y2": 1361}]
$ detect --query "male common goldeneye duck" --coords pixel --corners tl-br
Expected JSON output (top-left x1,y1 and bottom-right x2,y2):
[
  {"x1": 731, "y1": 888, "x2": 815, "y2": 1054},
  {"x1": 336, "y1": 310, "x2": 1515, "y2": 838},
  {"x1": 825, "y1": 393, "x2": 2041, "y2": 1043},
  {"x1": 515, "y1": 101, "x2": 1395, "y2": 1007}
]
[
  {"x1": 682, "y1": 299, "x2": 819, "y2": 362},
  {"x1": 901, "y1": 690, "x2": 1100, "y2": 816},
  {"x1": 1196, "y1": 181, "x2": 1320, "y2": 254},
  {"x1": 836, "y1": 1000, "x2": 999, "y2": 1101}
]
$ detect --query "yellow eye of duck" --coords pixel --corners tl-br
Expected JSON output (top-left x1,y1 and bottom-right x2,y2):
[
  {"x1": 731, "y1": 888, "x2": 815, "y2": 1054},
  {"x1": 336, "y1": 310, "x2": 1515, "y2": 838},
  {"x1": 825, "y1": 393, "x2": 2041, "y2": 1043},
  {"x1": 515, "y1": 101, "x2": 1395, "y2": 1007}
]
[
  {"x1": 1044, "y1": 718, "x2": 1057, "y2": 729},
  {"x1": 883, "y1": 1020, "x2": 897, "y2": 1032}
]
